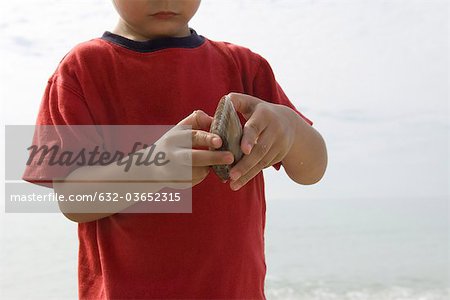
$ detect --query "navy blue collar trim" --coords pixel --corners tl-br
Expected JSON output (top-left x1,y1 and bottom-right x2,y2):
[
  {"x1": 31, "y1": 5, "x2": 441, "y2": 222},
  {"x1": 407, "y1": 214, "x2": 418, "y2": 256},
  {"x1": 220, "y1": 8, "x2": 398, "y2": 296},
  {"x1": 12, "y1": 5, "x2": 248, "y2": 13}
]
[{"x1": 101, "y1": 28, "x2": 205, "y2": 53}]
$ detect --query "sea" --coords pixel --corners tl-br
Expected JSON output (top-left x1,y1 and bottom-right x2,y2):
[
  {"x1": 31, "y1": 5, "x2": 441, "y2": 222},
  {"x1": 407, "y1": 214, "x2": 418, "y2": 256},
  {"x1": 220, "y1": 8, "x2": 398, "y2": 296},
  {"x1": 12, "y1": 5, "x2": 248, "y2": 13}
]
[
  {"x1": 264, "y1": 196, "x2": 449, "y2": 300},
  {"x1": 1, "y1": 196, "x2": 448, "y2": 299}
]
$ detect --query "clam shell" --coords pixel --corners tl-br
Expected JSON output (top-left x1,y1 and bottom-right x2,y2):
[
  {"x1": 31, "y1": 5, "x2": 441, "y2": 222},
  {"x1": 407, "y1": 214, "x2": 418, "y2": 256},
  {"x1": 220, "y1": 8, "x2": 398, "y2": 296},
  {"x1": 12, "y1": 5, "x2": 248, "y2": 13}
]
[{"x1": 209, "y1": 95, "x2": 243, "y2": 181}]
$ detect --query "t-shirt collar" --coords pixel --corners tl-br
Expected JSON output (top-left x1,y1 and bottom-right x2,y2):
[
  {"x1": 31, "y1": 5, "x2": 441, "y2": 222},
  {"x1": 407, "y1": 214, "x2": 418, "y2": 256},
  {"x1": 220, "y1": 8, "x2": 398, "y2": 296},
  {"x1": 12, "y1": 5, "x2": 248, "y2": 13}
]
[{"x1": 101, "y1": 28, "x2": 205, "y2": 53}]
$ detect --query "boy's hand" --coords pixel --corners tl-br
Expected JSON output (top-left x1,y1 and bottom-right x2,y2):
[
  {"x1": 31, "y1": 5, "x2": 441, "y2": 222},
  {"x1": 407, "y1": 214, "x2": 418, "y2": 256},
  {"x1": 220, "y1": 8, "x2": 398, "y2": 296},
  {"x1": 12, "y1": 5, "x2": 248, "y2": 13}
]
[
  {"x1": 227, "y1": 93, "x2": 299, "y2": 191},
  {"x1": 159, "y1": 110, "x2": 234, "y2": 187}
]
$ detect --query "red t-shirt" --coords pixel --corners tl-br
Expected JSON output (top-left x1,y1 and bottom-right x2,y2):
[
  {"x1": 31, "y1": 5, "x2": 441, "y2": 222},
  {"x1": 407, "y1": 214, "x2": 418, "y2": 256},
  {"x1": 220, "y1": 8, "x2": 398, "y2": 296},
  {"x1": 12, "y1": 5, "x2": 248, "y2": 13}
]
[{"x1": 23, "y1": 28, "x2": 313, "y2": 299}]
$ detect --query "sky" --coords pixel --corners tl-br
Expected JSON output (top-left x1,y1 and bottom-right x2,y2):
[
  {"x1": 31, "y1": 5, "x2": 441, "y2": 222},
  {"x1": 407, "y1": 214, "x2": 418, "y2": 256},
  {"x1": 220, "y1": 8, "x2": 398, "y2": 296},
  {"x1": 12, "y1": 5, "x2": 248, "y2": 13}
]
[{"x1": 0, "y1": 0, "x2": 448, "y2": 202}]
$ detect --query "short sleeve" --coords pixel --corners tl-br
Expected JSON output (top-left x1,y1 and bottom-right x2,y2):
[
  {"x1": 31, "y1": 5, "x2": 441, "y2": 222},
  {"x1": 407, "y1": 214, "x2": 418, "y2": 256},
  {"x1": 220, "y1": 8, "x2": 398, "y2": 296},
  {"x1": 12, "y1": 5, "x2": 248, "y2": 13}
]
[
  {"x1": 252, "y1": 55, "x2": 313, "y2": 171},
  {"x1": 22, "y1": 76, "x2": 103, "y2": 188}
]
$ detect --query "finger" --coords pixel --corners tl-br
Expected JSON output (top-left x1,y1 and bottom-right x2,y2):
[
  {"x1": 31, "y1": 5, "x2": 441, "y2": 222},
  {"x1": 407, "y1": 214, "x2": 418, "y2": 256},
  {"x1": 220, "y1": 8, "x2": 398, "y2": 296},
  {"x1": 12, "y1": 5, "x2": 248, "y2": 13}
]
[
  {"x1": 229, "y1": 130, "x2": 273, "y2": 180},
  {"x1": 241, "y1": 113, "x2": 269, "y2": 155},
  {"x1": 230, "y1": 149, "x2": 278, "y2": 191},
  {"x1": 191, "y1": 130, "x2": 223, "y2": 149},
  {"x1": 266, "y1": 154, "x2": 283, "y2": 168},
  {"x1": 192, "y1": 149, "x2": 234, "y2": 166},
  {"x1": 164, "y1": 129, "x2": 222, "y2": 149},
  {"x1": 175, "y1": 149, "x2": 234, "y2": 166},
  {"x1": 178, "y1": 110, "x2": 214, "y2": 130},
  {"x1": 227, "y1": 92, "x2": 262, "y2": 120}
]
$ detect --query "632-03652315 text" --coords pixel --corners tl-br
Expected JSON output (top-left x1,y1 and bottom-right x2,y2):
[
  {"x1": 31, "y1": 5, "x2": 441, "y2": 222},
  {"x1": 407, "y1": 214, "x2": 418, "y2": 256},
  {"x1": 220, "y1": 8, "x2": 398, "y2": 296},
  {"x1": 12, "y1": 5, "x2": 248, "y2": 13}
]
[{"x1": 9, "y1": 192, "x2": 182, "y2": 203}]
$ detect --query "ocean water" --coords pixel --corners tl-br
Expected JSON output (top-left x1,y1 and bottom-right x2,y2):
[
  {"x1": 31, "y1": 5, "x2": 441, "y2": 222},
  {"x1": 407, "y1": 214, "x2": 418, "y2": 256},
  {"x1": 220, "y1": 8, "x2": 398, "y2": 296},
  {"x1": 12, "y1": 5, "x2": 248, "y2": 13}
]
[
  {"x1": 1, "y1": 196, "x2": 448, "y2": 299},
  {"x1": 264, "y1": 197, "x2": 449, "y2": 299}
]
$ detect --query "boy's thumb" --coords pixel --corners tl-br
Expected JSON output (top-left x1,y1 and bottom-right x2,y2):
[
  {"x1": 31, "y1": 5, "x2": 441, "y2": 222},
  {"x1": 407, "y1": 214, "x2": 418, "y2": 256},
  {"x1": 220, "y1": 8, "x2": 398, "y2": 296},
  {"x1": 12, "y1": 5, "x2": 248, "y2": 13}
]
[{"x1": 178, "y1": 110, "x2": 213, "y2": 130}]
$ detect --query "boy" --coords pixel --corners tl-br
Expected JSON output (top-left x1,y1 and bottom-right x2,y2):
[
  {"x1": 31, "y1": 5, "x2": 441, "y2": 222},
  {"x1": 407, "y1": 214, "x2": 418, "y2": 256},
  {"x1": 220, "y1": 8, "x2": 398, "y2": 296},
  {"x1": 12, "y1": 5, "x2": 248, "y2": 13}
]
[{"x1": 23, "y1": 0, "x2": 327, "y2": 299}]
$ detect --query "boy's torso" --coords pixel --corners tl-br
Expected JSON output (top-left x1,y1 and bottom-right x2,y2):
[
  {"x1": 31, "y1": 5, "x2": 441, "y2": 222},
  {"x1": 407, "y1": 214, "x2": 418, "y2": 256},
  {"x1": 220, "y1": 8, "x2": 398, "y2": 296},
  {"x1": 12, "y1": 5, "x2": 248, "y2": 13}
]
[{"x1": 59, "y1": 30, "x2": 269, "y2": 299}]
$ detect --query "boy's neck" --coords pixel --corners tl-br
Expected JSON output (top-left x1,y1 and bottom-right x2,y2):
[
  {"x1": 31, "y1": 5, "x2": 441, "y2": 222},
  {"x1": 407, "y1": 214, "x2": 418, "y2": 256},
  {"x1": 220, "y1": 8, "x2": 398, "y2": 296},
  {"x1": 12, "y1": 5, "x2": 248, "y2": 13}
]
[{"x1": 112, "y1": 21, "x2": 191, "y2": 41}]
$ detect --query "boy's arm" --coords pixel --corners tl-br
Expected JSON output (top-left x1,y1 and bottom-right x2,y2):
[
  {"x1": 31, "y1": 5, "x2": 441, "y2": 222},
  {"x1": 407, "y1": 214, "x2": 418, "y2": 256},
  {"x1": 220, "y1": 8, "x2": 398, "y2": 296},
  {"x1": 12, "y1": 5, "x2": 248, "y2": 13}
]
[
  {"x1": 54, "y1": 155, "x2": 164, "y2": 223},
  {"x1": 55, "y1": 110, "x2": 232, "y2": 223},
  {"x1": 278, "y1": 105, "x2": 327, "y2": 185}
]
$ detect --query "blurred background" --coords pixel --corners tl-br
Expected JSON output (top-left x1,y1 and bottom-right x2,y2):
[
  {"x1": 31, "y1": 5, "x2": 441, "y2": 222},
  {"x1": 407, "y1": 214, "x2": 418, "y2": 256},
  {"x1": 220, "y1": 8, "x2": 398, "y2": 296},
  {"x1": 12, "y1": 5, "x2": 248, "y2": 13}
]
[{"x1": 1, "y1": 0, "x2": 448, "y2": 299}]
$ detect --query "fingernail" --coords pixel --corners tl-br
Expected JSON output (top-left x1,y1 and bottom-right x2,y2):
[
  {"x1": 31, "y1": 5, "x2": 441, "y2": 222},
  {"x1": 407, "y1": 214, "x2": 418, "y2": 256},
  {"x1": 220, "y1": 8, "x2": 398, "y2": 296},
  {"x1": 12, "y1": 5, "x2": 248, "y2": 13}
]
[
  {"x1": 212, "y1": 137, "x2": 221, "y2": 146},
  {"x1": 230, "y1": 171, "x2": 240, "y2": 181},
  {"x1": 225, "y1": 155, "x2": 234, "y2": 164},
  {"x1": 245, "y1": 143, "x2": 252, "y2": 154},
  {"x1": 231, "y1": 183, "x2": 240, "y2": 191}
]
